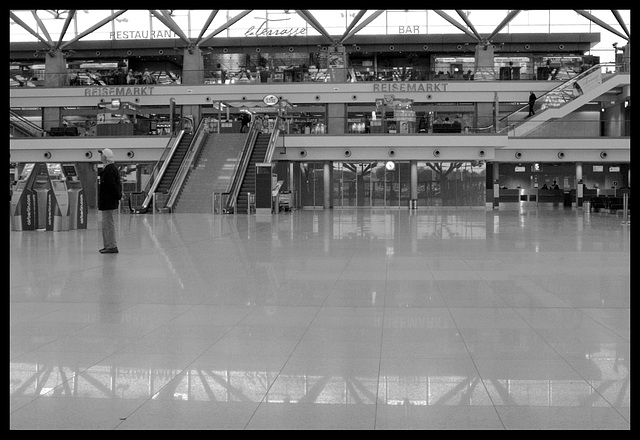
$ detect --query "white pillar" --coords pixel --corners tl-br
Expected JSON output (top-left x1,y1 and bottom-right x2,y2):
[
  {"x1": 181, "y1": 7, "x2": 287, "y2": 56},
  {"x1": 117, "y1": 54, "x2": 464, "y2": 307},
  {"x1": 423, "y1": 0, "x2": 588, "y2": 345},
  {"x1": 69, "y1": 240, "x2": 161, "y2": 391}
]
[
  {"x1": 576, "y1": 162, "x2": 583, "y2": 207},
  {"x1": 410, "y1": 161, "x2": 418, "y2": 200},
  {"x1": 323, "y1": 161, "x2": 331, "y2": 209},
  {"x1": 493, "y1": 162, "x2": 500, "y2": 209}
]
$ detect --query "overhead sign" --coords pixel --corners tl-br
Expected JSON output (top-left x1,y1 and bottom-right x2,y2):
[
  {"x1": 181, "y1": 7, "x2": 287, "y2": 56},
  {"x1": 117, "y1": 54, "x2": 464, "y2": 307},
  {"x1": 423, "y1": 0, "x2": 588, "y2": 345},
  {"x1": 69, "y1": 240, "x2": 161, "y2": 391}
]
[
  {"x1": 110, "y1": 30, "x2": 178, "y2": 40},
  {"x1": 263, "y1": 94, "x2": 279, "y2": 106},
  {"x1": 85, "y1": 86, "x2": 155, "y2": 96},
  {"x1": 245, "y1": 20, "x2": 306, "y2": 37},
  {"x1": 374, "y1": 83, "x2": 449, "y2": 92}
]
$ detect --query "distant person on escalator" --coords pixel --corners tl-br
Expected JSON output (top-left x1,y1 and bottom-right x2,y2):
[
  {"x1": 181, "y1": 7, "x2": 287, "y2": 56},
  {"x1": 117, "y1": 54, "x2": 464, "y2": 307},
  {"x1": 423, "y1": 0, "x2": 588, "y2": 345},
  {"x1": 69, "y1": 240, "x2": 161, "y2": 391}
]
[
  {"x1": 528, "y1": 91, "x2": 536, "y2": 117},
  {"x1": 240, "y1": 112, "x2": 251, "y2": 133}
]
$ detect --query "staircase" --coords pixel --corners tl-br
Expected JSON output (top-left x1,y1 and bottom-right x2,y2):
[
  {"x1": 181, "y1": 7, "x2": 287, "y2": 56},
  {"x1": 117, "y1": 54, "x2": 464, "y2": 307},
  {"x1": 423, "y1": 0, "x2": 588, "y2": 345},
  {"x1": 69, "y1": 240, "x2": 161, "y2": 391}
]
[
  {"x1": 235, "y1": 132, "x2": 269, "y2": 214},
  {"x1": 154, "y1": 132, "x2": 194, "y2": 194},
  {"x1": 172, "y1": 133, "x2": 247, "y2": 213},
  {"x1": 10, "y1": 110, "x2": 45, "y2": 137},
  {"x1": 508, "y1": 71, "x2": 630, "y2": 137}
]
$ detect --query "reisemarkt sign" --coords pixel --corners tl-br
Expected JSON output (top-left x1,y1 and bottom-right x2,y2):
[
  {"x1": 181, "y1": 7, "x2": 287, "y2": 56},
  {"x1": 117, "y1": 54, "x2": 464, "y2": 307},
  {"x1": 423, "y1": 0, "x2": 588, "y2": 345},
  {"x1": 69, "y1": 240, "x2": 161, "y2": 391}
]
[
  {"x1": 84, "y1": 87, "x2": 155, "y2": 96},
  {"x1": 373, "y1": 83, "x2": 449, "y2": 92}
]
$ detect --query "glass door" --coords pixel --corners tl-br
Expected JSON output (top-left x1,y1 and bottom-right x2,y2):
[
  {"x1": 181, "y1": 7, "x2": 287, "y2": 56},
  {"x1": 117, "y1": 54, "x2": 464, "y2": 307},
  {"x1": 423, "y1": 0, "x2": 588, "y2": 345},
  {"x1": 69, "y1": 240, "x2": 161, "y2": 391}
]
[
  {"x1": 332, "y1": 162, "x2": 378, "y2": 208},
  {"x1": 298, "y1": 162, "x2": 324, "y2": 208},
  {"x1": 342, "y1": 163, "x2": 357, "y2": 207},
  {"x1": 371, "y1": 162, "x2": 385, "y2": 206}
]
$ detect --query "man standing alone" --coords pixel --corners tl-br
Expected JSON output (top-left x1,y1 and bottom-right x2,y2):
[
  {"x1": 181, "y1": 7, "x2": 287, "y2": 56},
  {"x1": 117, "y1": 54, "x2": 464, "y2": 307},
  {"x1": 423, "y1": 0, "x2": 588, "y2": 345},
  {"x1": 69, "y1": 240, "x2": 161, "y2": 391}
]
[
  {"x1": 528, "y1": 91, "x2": 536, "y2": 116},
  {"x1": 97, "y1": 148, "x2": 122, "y2": 253}
]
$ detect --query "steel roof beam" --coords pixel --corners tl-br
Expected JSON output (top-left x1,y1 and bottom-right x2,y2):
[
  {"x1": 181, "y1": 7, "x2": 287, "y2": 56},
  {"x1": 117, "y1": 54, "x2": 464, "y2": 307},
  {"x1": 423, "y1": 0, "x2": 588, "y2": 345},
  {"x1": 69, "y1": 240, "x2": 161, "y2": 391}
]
[
  {"x1": 31, "y1": 10, "x2": 53, "y2": 45},
  {"x1": 339, "y1": 10, "x2": 367, "y2": 43},
  {"x1": 574, "y1": 10, "x2": 629, "y2": 42},
  {"x1": 150, "y1": 10, "x2": 192, "y2": 46},
  {"x1": 296, "y1": 10, "x2": 335, "y2": 44},
  {"x1": 197, "y1": 10, "x2": 252, "y2": 48},
  {"x1": 10, "y1": 11, "x2": 53, "y2": 49},
  {"x1": 195, "y1": 10, "x2": 219, "y2": 46},
  {"x1": 59, "y1": 10, "x2": 127, "y2": 50},
  {"x1": 55, "y1": 10, "x2": 76, "y2": 50},
  {"x1": 339, "y1": 10, "x2": 385, "y2": 44},
  {"x1": 433, "y1": 10, "x2": 481, "y2": 42},
  {"x1": 455, "y1": 10, "x2": 483, "y2": 42},
  {"x1": 484, "y1": 10, "x2": 521, "y2": 43},
  {"x1": 611, "y1": 10, "x2": 631, "y2": 40}
]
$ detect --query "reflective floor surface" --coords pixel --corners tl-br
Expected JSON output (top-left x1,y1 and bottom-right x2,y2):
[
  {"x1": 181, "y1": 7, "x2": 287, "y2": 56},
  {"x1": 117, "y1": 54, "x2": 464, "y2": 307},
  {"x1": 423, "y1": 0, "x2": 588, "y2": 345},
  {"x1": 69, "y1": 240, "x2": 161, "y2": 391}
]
[{"x1": 10, "y1": 208, "x2": 630, "y2": 430}]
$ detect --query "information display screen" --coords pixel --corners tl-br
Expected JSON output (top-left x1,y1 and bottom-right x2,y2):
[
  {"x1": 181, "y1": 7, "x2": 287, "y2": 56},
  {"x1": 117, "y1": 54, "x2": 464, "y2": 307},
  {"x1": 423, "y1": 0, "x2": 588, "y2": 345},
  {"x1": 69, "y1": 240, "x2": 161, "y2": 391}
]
[{"x1": 51, "y1": 181, "x2": 66, "y2": 191}]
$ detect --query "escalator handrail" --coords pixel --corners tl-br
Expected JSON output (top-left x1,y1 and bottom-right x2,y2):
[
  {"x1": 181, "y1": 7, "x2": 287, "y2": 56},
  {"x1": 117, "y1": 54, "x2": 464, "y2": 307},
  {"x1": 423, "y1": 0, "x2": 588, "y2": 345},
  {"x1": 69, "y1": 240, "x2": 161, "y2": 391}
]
[
  {"x1": 497, "y1": 63, "x2": 614, "y2": 134},
  {"x1": 263, "y1": 116, "x2": 281, "y2": 164},
  {"x1": 138, "y1": 130, "x2": 185, "y2": 212},
  {"x1": 165, "y1": 117, "x2": 209, "y2": 211},
  {"x1": 10, "y1": 110, "x2": 45, "y2": 137},
  {"x1": 469, "y1": 63, "x2": 616, "y2": 134},
  {"x1": 223, "y1": 118, "x2": 260, "y2": 212}
]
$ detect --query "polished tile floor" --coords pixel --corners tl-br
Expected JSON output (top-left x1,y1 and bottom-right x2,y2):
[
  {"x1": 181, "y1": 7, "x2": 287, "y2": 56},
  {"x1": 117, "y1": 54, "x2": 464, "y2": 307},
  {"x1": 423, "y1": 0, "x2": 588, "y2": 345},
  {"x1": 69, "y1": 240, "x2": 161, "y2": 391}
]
[{"x1": 10, "y1": 207, "x2": 630, "y2": 430}]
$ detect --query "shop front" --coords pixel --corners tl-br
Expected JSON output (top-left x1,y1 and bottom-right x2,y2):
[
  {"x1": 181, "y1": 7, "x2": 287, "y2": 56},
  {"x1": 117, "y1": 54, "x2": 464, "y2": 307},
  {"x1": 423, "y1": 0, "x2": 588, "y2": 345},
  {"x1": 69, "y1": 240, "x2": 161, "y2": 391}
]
[{"x1": 283, "y1": 161, "x2": 486, "y2": 209}]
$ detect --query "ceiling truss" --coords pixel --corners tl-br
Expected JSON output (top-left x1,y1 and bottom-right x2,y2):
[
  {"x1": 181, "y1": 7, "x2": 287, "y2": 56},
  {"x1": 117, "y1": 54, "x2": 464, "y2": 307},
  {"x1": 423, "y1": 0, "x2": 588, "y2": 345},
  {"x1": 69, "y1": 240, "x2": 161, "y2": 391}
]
[{"x1": 9, "y1": 9, "x2": 630, "y2": 56}]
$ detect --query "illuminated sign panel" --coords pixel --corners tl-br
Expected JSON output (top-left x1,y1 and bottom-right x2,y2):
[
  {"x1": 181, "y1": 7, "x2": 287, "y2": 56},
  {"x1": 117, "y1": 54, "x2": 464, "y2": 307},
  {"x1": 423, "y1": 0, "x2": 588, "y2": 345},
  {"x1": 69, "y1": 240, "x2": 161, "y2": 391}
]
[
  {"x1": 373, "y1": 83, "x2": 449, "y2": 92},
  {"x1": 263, "y1": 94, "x2": 279, "y2": 106},
  {"x1": 84, "y1": 87, "x2": 155, "y2": 96},
  {"x1": 109, "y1": 30, "x2": 178, "y2": 40}
]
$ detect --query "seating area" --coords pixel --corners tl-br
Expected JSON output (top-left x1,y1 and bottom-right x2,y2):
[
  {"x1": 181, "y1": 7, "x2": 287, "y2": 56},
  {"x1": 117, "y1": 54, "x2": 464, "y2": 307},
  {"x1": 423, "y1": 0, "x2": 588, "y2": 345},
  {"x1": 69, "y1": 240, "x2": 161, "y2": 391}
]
[
  {"x1": 589, "y1": 195, "x2": 630, "y2": 212},
  {"x1": 432, "y1": 122, "x2": 462, "y2": 133},
  {"x1": 48, "y1": 126, "x2": 79, "y2": 136}
]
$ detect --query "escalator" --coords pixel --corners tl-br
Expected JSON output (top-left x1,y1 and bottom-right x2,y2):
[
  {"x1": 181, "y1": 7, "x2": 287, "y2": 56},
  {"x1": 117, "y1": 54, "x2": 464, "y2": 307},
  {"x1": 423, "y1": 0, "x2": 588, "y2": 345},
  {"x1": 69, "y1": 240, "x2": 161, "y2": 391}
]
[
  {"x1": 235, "y1": 132, "x2": 270, "y2": 214},
  {"x1": 132, "y1": 117, "x2": 213, "y2": 213},
  {"x1": 131, "y1": 129, "x2": 195, "y2": 213},
  {"x1": 497, "y1": 64, "x2": 630, "y2": 137},
  {"x1": 154, "y1": 132, "x2": 194, "y2": 194},
  {"x1": 218, "y1": 116, "x2": 281, "y2": 214},
  {"x1": 10, "y1": 110, "x2": 45, "y2": 137}
]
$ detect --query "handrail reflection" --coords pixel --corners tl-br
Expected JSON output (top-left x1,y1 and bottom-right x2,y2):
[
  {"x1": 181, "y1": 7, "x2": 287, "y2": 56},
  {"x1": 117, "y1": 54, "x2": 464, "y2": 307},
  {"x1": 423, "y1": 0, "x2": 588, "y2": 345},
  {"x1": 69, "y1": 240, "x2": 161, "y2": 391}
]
[{"x1": 10, "y1": 356, "x2": 628, "y2": 406}]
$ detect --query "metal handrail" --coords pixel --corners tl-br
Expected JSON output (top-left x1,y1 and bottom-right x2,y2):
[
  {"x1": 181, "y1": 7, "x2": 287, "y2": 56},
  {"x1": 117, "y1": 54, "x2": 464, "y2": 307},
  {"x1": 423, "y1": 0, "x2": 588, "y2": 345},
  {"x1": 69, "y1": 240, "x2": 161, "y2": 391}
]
[
  {"x1": 10, "y1": 110, "x2": 45, "y2": 137},
  {"x1": 468, "y1": 63, "x2": 619, "y2": 134},
  {"x1": 497, "y1": 63, "x2": 617, "y2": 134},
  {"x1": 222, "y1": 118, "x2": 261, "y2": 213},
  {"x1": 134, "y1": 130, "x2": 184, "y2": 212},
  {"x1": 165, "y1": 117, "x2": 209, "y2": 212},
  {"x1": 263, "y1": 116, "x2": 281, "y2": 164}
]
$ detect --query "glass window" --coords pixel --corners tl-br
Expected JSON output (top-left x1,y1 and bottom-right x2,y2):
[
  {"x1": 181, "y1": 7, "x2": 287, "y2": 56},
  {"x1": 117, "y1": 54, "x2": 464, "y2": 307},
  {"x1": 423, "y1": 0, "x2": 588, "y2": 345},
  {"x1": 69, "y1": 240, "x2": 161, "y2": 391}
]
[
  {"x1": 371, "y1": 162, "x2": 385, "y2": 206},
  {"x1": 298, "y1": 162, "x2": 324, "y2": 208},
  {"x1": 418, "y1": 161, "x2": 486, "y2": 207}
]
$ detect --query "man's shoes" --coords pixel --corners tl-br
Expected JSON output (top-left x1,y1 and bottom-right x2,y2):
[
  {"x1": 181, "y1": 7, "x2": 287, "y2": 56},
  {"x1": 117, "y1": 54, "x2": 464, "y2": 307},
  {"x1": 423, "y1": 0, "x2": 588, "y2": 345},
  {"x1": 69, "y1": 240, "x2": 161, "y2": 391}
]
[{"x1": 99, "y1": 247, "x2": 119, "y2": 254}]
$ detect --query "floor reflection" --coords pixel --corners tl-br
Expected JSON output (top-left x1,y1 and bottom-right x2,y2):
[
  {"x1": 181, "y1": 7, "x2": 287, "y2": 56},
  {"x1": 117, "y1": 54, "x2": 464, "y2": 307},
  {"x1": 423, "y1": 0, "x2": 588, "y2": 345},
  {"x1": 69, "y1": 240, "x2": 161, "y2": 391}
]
[{"x1": 10, "y1": 207, "x2": 630, "y2": 429}]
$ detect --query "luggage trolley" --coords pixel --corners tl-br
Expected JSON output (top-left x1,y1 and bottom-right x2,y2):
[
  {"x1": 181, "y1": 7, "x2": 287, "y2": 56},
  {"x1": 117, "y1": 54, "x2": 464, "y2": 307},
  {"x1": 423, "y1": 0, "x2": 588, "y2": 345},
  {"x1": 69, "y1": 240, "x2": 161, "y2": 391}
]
[{"x1": 278, "y1": 190, "x2": 293, "y2": 212}]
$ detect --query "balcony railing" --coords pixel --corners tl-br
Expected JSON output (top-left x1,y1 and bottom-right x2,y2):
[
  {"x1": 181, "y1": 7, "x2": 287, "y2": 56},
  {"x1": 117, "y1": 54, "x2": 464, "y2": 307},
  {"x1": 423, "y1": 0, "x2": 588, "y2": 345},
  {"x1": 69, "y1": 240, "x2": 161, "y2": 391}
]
[{"x1": 10, "y1": 61, "x2": 630, "y2": 89}]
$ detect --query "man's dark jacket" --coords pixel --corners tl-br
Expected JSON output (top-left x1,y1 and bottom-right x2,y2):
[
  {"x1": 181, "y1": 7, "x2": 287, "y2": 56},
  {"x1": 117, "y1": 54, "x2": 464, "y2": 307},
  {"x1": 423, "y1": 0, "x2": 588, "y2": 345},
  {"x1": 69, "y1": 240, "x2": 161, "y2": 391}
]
[{"x1": 98, "y1": 163, "x2": 122, "y2": 210}]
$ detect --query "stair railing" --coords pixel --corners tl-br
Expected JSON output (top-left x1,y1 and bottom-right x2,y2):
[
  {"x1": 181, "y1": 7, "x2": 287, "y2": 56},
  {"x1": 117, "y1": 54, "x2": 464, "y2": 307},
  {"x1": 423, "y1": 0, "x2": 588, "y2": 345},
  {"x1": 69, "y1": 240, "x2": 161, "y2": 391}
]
[
  {"x1": 131, "y1": 130, "x2": 184, "y2": 213},
  {"x1": 164, "y1": 117, "x2": 209, "y2": 212},
  {"x1": 10, "y1": 110, "x2": 46, "y2": 137},
  {"x1": 497, "y1": 63, "x2": 613, "y2": 134},
  {"x1": 467, "y1": 63, "x2": 615, "y2": 135},
  {"x1": 222, "y1": 118, "x2": 260, "y2": 213},
  {"x1": 263, "y1": 116, "x2": 281, "y2": 163}
]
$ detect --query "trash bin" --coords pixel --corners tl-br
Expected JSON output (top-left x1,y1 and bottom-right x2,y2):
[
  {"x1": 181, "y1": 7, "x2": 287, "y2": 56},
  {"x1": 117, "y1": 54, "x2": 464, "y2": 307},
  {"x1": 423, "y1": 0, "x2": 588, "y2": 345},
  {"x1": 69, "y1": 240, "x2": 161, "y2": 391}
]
[{"x1": 409, "y1": 199, "x2": 417, "y2": 209}]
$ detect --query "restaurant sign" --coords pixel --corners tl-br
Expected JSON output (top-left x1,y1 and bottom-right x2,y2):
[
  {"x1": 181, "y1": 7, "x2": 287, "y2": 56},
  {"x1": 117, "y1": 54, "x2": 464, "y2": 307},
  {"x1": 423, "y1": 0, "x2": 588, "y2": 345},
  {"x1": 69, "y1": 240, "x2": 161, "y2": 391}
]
[
  {"x1": 110, "y1": 30, "x2": 178, "y2": 40},
  {"x1": 245, "y1": 20, "x2": 307, "y2": 37}
]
